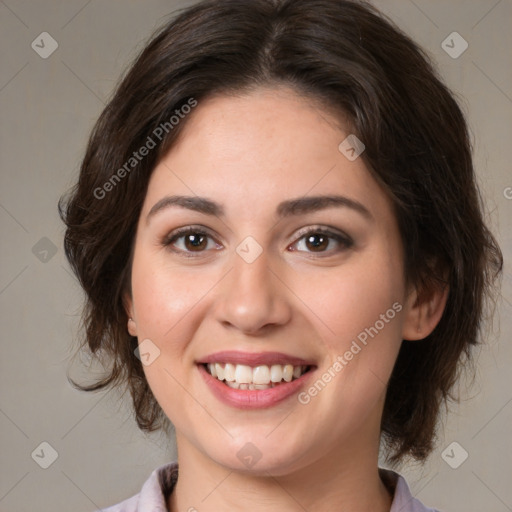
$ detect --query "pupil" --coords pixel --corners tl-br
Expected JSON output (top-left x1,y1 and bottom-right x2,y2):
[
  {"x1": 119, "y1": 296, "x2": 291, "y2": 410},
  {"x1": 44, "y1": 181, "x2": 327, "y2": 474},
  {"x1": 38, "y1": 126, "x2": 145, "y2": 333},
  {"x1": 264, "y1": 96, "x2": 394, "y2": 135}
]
[
  {"x1": 186, "y1": 234, "x2": 206, "y2": 250},
  {"x1": 306, "y1": 234, "x2": 327, "y2": 251}
]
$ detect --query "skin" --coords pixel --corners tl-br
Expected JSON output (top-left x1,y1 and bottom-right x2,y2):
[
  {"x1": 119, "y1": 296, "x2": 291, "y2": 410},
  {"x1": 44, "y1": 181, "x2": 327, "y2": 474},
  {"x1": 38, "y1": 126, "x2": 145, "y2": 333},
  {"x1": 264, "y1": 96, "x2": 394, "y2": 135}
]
[{"x1": 125, "y1": 86, "x2": 448, "y2": 512}]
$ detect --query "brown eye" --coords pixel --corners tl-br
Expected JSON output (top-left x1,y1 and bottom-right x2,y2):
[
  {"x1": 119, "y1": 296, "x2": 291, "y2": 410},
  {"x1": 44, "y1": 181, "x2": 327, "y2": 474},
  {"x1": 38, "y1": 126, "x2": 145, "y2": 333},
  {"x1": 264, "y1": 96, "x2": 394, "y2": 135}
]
[
  {"x1": 182, "y1": 232, "x2": 208, "y2": 251},
  {"x1": 162, "y1": 227, "x2": 221, "y2": 257},
  {"x1": 290, "y1": 228, "x2": 353, "y2": 256},
  {"x1": 304, "y1": 233, "x2": 330, "y2": 252}
]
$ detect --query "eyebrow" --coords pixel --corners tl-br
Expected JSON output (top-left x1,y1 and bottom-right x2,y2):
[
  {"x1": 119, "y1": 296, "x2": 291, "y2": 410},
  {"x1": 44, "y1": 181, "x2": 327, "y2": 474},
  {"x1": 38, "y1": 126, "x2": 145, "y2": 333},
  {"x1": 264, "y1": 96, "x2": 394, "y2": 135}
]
[{"x1": 146, "y1": 194, "x2": 373, "y2": 224}]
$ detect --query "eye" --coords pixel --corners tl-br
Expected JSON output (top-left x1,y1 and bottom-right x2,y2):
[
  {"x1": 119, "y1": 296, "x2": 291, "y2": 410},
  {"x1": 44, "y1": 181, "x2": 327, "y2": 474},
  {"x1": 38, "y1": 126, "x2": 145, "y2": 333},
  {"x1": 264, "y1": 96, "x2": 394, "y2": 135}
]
[
  {"x1": 162, "y1": 226, "x2": 221, "y2": 257},
  {"x1": 162, "y1": 225, "x2": 353, "y2": 258},
  {"x1": 289, "y1": 227, "x2": 353, "y2": 256}
]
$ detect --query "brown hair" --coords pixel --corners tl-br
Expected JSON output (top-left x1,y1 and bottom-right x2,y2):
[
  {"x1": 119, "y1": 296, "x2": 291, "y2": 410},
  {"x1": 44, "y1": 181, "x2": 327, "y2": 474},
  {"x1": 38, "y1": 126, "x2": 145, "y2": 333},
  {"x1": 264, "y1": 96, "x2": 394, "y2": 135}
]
[{"x1": 58, "y1": 0, "x2": 503, "y2": 465}]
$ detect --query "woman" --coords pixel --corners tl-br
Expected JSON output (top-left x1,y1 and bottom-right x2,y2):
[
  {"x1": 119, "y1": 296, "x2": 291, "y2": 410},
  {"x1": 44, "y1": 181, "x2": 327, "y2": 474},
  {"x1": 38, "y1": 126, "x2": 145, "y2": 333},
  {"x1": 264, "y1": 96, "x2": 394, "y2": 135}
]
[{"x1": 59, "y1": 1, "x2": 503, "y2": 510}]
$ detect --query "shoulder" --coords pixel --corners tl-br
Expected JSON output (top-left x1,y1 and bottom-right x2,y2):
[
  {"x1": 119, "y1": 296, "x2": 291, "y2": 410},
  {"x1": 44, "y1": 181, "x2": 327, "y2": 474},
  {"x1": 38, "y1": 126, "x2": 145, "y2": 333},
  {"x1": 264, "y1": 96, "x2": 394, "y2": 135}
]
[
  {"x1": 94, "y1": 461, "x2": 178, "y2": 512},
  {"x1": 379, "y1": 468, "x2": 443, "y2": 512}
]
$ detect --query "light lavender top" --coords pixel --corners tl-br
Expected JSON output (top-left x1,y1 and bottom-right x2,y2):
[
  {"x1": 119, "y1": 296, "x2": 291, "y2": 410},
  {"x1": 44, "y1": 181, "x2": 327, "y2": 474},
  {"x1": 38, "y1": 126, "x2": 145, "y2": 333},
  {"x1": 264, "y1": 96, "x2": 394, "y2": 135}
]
[{"x1": 98, "y1": 461, "x2": 441, "y2": 512}]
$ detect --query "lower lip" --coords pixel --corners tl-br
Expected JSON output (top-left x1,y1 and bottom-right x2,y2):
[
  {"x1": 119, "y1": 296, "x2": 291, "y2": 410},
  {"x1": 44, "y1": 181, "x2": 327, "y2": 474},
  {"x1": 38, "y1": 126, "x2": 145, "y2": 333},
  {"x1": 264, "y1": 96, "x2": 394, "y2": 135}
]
[{"x1": 197, "y1": 364, "x2": 315, "y2": 409}]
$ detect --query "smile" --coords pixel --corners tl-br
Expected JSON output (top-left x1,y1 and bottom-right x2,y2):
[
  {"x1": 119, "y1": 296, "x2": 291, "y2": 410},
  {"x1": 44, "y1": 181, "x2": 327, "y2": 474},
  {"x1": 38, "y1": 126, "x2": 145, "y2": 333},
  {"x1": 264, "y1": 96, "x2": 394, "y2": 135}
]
[
  {"x1": 196, "y1": 351, "x2": 317, "y2": 409},
  {"x1": 204, "y1": 362, "x2": 311, "y2": 390}
]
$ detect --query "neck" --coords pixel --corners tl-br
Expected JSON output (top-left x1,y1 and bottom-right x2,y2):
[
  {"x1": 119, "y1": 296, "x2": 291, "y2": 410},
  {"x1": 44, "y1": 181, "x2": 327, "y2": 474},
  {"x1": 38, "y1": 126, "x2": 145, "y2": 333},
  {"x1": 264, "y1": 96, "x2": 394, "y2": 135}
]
[{"x1": 168, "y1": 427, "x2": 393, "y2": 512}]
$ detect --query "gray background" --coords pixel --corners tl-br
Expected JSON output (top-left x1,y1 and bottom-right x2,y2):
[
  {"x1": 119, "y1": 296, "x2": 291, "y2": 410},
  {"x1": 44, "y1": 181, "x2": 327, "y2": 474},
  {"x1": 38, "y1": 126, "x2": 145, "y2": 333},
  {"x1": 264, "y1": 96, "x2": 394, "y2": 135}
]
[{"x1": 0, "y1": 1, "x2": 511, "y2": 511}]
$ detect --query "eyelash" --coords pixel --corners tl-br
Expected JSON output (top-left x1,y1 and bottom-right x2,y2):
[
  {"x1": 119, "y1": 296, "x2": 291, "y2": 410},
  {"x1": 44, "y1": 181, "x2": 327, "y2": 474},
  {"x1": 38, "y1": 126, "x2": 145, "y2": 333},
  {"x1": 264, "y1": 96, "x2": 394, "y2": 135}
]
[{"x1": 161, "y1": 225, "x2": 354, "y2": 259}]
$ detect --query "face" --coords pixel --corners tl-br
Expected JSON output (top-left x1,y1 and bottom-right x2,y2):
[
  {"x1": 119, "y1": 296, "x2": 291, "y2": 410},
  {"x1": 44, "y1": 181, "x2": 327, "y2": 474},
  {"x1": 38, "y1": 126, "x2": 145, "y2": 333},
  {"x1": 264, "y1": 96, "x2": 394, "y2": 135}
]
[{"x1": 125, "y1": 87, "x2": 414, "y2": 476}]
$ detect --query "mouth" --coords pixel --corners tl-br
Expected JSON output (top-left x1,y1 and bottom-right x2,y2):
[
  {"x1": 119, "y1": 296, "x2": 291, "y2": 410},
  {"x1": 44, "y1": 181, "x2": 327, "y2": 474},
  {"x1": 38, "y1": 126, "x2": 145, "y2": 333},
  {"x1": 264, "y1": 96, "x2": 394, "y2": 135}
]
[
  {"x1": 201, "y1": 362, "x2": 313, "y2": 390},
  {"x1": 196, "y1": 351, "x2": 317, "y2": 409}
]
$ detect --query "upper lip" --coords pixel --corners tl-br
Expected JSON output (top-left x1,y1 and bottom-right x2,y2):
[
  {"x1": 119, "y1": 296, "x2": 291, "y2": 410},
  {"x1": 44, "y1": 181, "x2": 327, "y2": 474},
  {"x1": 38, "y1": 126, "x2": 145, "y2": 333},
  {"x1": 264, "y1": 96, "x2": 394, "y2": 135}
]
[{"x1": 197, "y1": 350, "x2": 316, "y2": 367}]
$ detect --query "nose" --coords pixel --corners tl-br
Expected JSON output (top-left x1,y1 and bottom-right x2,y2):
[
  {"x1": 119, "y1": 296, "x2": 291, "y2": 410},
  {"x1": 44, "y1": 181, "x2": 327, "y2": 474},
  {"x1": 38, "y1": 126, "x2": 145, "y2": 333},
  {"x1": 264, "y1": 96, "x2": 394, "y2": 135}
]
[{"x1": 214, "y1": 247, "x2": 292, "y2": 335}]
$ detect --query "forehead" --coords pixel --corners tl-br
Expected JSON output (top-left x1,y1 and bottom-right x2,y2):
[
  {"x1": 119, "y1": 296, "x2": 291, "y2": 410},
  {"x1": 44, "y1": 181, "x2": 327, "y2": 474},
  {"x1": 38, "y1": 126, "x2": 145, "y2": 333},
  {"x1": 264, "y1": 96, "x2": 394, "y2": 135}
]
[
  {"x1": 142, "y1": 87, "x2": 391, "y2": 223},
  {"x1": 171, "y1": 87, "x2": 348, "y2": 171}
]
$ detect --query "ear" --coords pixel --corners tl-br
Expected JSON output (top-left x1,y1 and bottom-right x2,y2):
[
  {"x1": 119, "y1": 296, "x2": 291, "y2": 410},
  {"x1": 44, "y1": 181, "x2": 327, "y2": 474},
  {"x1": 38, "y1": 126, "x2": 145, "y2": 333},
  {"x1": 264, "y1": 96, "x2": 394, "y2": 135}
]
[
  {"x1": 123, "y1": 292, "x2": 138, "y2": 337},
  {"x1": 401, "y1": 279, "x2": 449, "y2": 341}
]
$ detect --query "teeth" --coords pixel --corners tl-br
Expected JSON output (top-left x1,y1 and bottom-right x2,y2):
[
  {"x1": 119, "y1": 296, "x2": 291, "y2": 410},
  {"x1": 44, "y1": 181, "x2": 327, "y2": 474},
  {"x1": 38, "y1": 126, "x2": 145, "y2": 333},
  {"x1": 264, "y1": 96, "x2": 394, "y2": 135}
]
[
  {"x1": 234, "y1": 364, "x2": 252, "y2": 384},
  {"x1": 225, "y1": 380, "x2": 280, "y2": 390},
  {"x1": 206, "y1": 363, "x2": 308, "y2": 387},
  {"x1": 253, "y1": 365, "x2": 270, "y2": 385},
  {"x1": 282, "y1": 364, "x2": 293, "y2": 382},
  {"x1": 270, "y1": 364, "x2": 283, "y2": 383},
  {"x1": 224, "y1": 363, "x2": 236, "y2": 382}
]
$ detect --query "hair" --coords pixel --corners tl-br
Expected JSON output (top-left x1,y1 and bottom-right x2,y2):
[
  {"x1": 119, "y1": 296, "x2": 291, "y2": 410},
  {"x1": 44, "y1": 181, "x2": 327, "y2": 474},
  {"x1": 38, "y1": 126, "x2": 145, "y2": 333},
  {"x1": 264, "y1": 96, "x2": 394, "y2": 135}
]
[{"x1": 58, "y1": 0, "x2": 503, "y2": 465}]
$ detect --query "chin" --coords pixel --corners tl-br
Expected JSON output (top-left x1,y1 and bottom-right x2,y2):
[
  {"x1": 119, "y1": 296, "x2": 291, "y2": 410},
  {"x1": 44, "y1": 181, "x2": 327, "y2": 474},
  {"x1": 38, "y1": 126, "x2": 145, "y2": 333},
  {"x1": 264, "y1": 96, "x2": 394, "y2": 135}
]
[{"x1": 205, "y1": 438, "x2": 309, "y2": 477}]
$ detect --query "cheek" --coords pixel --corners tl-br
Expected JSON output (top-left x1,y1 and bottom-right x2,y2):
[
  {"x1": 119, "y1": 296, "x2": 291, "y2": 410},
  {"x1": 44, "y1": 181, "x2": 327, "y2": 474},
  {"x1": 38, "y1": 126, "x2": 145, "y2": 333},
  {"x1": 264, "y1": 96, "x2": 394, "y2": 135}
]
[
  {"x1": 131, "y1": 248, "x2": 206, "y2": 338},
  {"x1": 295, "y1": 242, "x2": 405, "y2": 418},
  {"x1": 129, "y1": 253, "x2": 212, "y2": 424},
  {"x1": 297, "y1": 246, "x2": 403, "y2": 349},
  {"x1": 129, "y1": 256, "x2": 206, "y2": 390}
]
